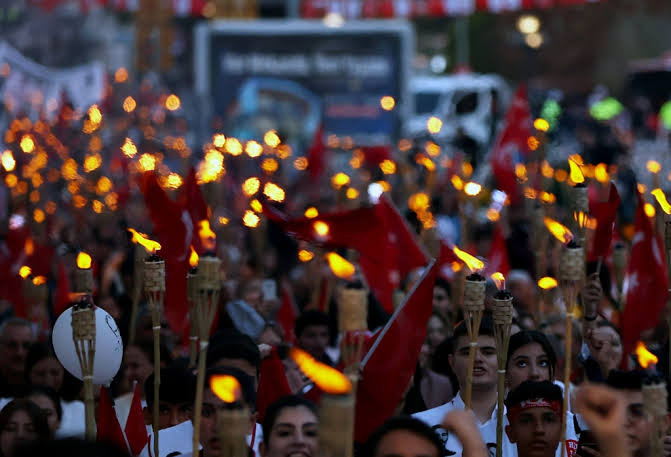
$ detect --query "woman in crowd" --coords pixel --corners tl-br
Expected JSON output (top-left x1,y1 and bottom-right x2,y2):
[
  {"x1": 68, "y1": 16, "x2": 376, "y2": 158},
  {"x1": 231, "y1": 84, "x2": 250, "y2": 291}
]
[
  {"x1": 506, "y1": 330, "x2": 557, "y2": 391},
  {"x1": 0, "y1": 399, "x2": 50, "y2": 457},
  {"x1": 25, "y1": 386, "x2": 61, "y2": 437},
  {"x1": 24, "y1": 343, "x2": 84, "y2": 438},
  {"x1": 259, "y1": 396, "x2": 318, "y2": 457}
]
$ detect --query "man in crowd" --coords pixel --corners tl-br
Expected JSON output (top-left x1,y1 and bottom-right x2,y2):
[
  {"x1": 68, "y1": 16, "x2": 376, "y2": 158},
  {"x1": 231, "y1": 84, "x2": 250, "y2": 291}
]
[
  {"x1": 0, "y1": 318, "x2": 36, "y2": 397},
  {"x1": 295, "y1": 310, "x2": 333, "y2": 366},
  {"x1": 505, "y1": 381, "x2": 563, "y2": 457},
  {"x1": 143, "y1": 365, "x2": 196, "y2": 430},
  {"x1": 413, "y1": 316, "x2": 499, "y2": 455}
]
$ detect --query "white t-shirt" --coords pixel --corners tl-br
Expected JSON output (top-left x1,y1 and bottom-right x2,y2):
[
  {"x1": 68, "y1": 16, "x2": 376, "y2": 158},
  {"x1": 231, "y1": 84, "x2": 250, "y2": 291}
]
[
  {"x1": 56, "y1": 399, "x2": 86, "y2": 439},
  {"x1": 412, "y1": 393, "x2": 579, "y2": 457}
]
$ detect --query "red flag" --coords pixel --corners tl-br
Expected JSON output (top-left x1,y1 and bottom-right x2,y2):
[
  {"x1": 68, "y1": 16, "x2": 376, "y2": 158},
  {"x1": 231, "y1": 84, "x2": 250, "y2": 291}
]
[
  {"x1": 277, "y1": 281, "x2": 297, "y2": 344},
  {"x1": 437, "y1": 240, "x2": 460, "y2": 280},
  {"x1": 588, "y1": 182, "x2": 621, "y2": 261},
  {"x1": 138, "y1": 171, "x2": 193, "y2": 336},
  {"x1": 264, "y1": 197, "x2": 427, "y2": 312},
  {"x1": 484, "y1": 224, "x2": 510, "y2": 277},
  {"x1": 621, "y1": 191, "x2": 669, "y2": 355},
  {"x1": 53, "y1": 259, "x2": 71, "y2": 317},
  {"x1": 124, "y1": 383, "x2": 148, "y2": 456},
  {"x1": 490, "y1": 85, "x2": 531, "y2": 204},
  {"x1": 307, "y1": 124, "x2": 327, "y2": 181},
  {"x1": 354, "y1": 260, "x2": 438, "y2": 442},
  {"x1": 97, "y1": 386, "x2": 127, "y2": 451},
  {"x1": 256, "y1": 347, "x2": 292, "y2": 423}
]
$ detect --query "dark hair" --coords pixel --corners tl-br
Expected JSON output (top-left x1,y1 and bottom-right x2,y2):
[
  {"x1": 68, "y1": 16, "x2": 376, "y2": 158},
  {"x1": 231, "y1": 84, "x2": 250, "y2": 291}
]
[
  {"x1": 26, "y1": 385, "x2": 63, "y2": 421},
  {"x1": 451, "y1": 315, "x2": 495, "y2": 353},
  {"x1": 507, "y1": 330, "x2": 557, "y2": 379},
  {"x1": 0, "y1": 399, "x2": 51, "y2": 442},
  {"x1": 207, "y1": 329, "x2": 261, "y2": 372},
  {"x1": 25, "y1": 342, "x2": 61, "y2": 386},
  {"x1": 295, "y1": 310, "x2": 329, "y2": 338},
  {"x1": 505, "y1": 381, "x2": 563, "y2": 412},
  {"x1": 596, "y1": 320, "x2": 622, "y2": 340},
  {"x1": 261, "y1": 396, "x2": 318, "y2": 446},
  {"x1": 127, "y1": 341, "x2": 173, "y2": 367},
  {"x1": 205, "y1": 366, "x2": 257, "y2": 411},
  {"x1": 365, "y1": 416, "x2": 444, "y2": 457},
  {"x1": 606, "y1": 370, "x2": 644, "y2": 391},
  {"x1": 13, "y1": 438, "x2": 129, "y2": 457},
  {"x1": 145, "y1": 365, "x2": 196, "y2": 409},
  {"x1": 434, "y1": 277, "x2": 451, "y2": 296}
]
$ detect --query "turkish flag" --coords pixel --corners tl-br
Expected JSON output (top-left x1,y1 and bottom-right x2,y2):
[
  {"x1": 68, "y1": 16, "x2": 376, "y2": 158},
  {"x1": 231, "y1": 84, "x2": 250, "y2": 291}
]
[
  {"x1": 53, "y1": 259, "x2": 71, "y2": 318},
  {"x1": 125, "y1": 383, "x2": 149, "y2": 456},
  {"x1": 588, "y1": 182, "x2": 621, "y2": 261},
  {"x1": 97, "y1": 386, "x2": 127, "y2": 451},
  {"x1": 277, "y1": 281, "x2": 298, "y2": 344},
  {"x1": 264, "y1": 196, "x2": 427, "y2": 312},
  {"x1": 256, "y1": 347, "x2": 292, "y2": 423},
  {"x1": 354, "y1": 259, "x2": 438, "y2": 442},
  {"x1": 490, "y1": 85, "x2": 531, "y2": 204},
  {"x1": 621, "y1": 191, "x2": 669, "y2": 355},
  {"x1": 484, "y1": 224, "x2": 510, "y2": 277},
  {"x1": 138, "y1": 171, "x2": 193, "y2": 336}
]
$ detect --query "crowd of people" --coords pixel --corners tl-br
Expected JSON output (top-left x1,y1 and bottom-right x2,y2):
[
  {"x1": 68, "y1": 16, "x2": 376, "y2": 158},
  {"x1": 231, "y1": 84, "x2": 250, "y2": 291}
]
[{"x1": 0, "y1": 59, "x2": 670, "y2": 457}]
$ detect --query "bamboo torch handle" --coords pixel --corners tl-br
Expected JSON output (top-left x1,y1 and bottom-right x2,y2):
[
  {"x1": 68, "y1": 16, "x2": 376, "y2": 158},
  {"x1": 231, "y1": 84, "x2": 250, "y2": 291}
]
[{"x1": 192, "y1": 339, "x2": 208, "y2": 457}]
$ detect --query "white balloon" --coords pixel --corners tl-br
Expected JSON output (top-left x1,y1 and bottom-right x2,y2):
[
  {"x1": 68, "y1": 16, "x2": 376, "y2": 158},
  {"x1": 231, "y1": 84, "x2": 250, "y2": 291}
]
[{"x1": 52, "y1": 306, "x2": 123, "y2": 386}]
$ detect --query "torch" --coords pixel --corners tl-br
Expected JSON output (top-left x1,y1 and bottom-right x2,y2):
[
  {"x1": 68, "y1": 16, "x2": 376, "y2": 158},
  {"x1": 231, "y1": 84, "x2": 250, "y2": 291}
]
[
  {"x1": 337, "y1": 285, "x2": 368, "y2": 384},
  {"x1": 290, "y1": 347, "x2": 353, "y2": 457},
  {"x1": 568, "y1": 160, "x2": 589, "y2": 274},
  {"x1": 71, "y1": 296, "x2": 96, "y2": 440},
  {"x1": 453, "y1": 245, "x2": 485, "y2": 409},
  {"x1": 638, "y1": 340, "x2": 665, "y2": 457},
  {"x1": 209, "y1": 374, "x2": 249, "y2": 457},
  {"x1": 491, "y1": 272, "x2": 513, "y2": 457},
  {"x1": 129, "y1": 228, "x2": 164, "y2": 457},
  {"x1": 192, "y1": 250, "x2": 222, "y2": 457},
  {"x1": 545, "y1": 217, "x2": 583, "y2": 457},
  {"x1": 74, "y1": 252, "x2": 93, "y2": 295},
  {"x1": 652, "y1": 188, "x2": 671, "y2": 381},
  {"x1": 187, "y1": 247, "x2": 199, "y2": 368},
  {"x1": 19, "y1": 266, "x2": 48, "y2": 327},
  {"x1": 537, "y1": 277, "x2": 558, "y2": 322}
]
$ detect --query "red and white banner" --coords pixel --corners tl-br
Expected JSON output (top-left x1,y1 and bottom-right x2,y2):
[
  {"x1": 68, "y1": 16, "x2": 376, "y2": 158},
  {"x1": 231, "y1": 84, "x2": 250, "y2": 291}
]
[{"x1": 302, "y1": 0, "x2": 603, "y2": 19}]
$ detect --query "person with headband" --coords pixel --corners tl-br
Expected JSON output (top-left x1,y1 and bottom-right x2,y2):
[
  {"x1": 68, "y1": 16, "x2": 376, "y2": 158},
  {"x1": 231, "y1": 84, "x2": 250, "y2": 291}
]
[{"x1": 505, "y1": 381, "x2": 566, "y2": 457}]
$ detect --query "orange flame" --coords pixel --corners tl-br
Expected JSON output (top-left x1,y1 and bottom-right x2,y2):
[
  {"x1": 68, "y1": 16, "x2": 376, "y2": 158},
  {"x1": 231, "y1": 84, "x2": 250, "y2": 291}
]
[
  {"x1": 647, "y1": 160, "x2": 662, "y2": 174},
  {"x1": 210, "y1": 375, "x2": 242, "y2": 404},
  {"x1": 491, "y1": 272, "x2": 505, "y2": 290},
  {"x1": 313, "y1": 221, "x2": 330, "y2": 238},
  {"x1": 544, "y1": 218, "x2": 574, "y2": 244},
  {"x1": 19, "y1": 266, "x2": 32, "y2": 279},
  {"x1": 76, "y1": 252, "x2": 92, "y2": 269},
  {"x1": 573, "y1": 211, "x2": 588, "y2": 229},
  {"x1": 452, "y1": 246, "x2": 484, "y2": 274},
  {"x1": 568, "y1": 159, "x2": 585, "y2": 184},
  {"x1": 326, "y1": 252, "x2": 355, "y2": 279},
  {"x1": 32, "y1": 276, "x2": 46, "y2": 286},
  {"x1": 636, "y1": 341, "x2": 658, "y2": 369},
  {"x1": 198, "y1": 220, "x2": 216, "y2": 251},
  {"x1": 128, "y1": 228, "x2": 162, "y2": 254},
  {"x1": 24, "y1": 238, "x2": 34, "y2": 256},
  {"x1": 289, "y1": 347, "x2": 352, "y2": 394},
  {"x1": 652, "y1": 189, "x2": 671, "y2": 215},
  {"x1": 538, "y1": 277, "x2": 558, "y2": 290},
  {"x1": 189, "y1": 246, "x2": 199, "y2": 268}
]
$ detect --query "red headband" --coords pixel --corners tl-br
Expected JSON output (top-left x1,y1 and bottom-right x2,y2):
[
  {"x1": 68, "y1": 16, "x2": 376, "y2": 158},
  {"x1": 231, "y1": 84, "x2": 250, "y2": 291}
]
[{"x1": 507, "y1": 398, "x2": 562, "y2": 422}]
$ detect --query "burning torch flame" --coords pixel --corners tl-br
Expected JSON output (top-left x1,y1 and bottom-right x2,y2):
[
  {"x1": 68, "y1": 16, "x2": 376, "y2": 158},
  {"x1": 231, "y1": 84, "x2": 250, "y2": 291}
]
[
  {"x1": 210, "y1": 375, "x2": 242, "y2": 404},
  {"x1": 568, "y1": 159, "x2": 585, "y2": 184},
  {"x1": 491, "y1": 272, "x2": 505, "y2": 290},
  {"x1": 313, "y1": 221, "x2": 329, "y2": 238},
  {"x1": 198, "y1": 220, "x2": 216, "y2": 251},
  {"x1": 573, "y1": 211, "x2": 588, "y2": 229},
  {"x1": 538, "y1": 277, "x2": 558, "y2": 290},
  {"x1": 464, "y1": 182, "x2": 482, "y2": 196},
  {"x1": 544, "y1": 218, "x2": 574, "y2": 244},
  {"x1": 19, "y1": 266, "x2": 32, "y2": 279},
  {"x1": 452, "y1": 246, "x2": 484, "y2": 274},
  {"x1": 32, "y1": 276, "x2": 46, "y2": 286},
  {"x1": 76, "y1": 252, "x2": 92, "y2": 269},
  {"x1": 635, "y1": 341, "x2": 658, "y2": 369},
  {"x1": 647, "y1": 160, "x2": 662, "y2": 174},
  {"x1": 289, "y1": 347, "x2": 352, "y2": 395},
  {"x1": 189, "y1": 246, "x2": 199, "y2": 268},
  {"x1": 128, "y1": 229, "x2": 162, "y2": 254},
  {"x1": 652, "y1": 189, "x2": 671, "y2": 215},
  {"x1": 325, "y1": 252, "x2": 355, "y2": 279}
]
